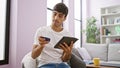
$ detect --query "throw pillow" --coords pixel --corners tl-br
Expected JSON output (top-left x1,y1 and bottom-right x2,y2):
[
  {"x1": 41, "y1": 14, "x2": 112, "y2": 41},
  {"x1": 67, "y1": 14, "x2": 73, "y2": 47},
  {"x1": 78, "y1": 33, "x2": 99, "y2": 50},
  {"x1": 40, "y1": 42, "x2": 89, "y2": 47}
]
[{"x1": 77, "y1": 47, "x2": 91, "y2": 60}]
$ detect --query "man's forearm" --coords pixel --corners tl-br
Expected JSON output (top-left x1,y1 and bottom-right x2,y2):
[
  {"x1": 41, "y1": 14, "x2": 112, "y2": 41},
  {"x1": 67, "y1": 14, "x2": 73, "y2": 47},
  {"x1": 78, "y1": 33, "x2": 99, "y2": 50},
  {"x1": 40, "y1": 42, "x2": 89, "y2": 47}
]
[{"x1": 31, "y1": 45, "x2": 44, "y2": 59}]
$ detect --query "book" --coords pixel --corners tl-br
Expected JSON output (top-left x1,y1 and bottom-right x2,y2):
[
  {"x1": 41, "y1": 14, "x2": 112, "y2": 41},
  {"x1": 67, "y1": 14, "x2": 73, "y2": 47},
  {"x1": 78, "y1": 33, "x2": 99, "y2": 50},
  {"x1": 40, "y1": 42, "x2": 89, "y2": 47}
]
[{"x1": 54, "y1": 36, "x2": 78, "y2": 48}]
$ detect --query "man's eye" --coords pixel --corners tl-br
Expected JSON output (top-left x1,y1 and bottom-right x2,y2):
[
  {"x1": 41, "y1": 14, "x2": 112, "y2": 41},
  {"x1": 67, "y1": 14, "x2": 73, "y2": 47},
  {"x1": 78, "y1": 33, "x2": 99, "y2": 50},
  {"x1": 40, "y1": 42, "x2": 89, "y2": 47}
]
[
  {"x1": 53, "y1": 13, "x2": 56, "y2": 16},
  {"x1": 59, "y1": 15, "x2": 63, "y2": 18},
  {"x1": 53, "y1": 12, "x2": 57, "y2": 15}
]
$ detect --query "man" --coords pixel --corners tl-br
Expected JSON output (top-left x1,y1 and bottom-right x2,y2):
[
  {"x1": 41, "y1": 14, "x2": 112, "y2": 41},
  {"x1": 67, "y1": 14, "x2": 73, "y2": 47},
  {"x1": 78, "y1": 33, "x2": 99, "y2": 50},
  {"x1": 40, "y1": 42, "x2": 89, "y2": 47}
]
[{"x1": 31, "y1": 3, "x2": 73, "y2": 68}]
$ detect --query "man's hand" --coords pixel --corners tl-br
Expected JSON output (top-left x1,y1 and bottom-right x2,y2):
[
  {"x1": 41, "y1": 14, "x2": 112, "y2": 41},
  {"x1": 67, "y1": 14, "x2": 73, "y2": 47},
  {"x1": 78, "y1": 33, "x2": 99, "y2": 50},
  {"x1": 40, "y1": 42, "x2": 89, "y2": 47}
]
[
  {"x1": 59, "y1": 41, "x2": 74, "y2": 62},
  {"x1": 31, "y1": 36, "x2": 50, "y2": 59},
  {"x1": 38, "y1": 36, "x2": 50, "y2": 47}
]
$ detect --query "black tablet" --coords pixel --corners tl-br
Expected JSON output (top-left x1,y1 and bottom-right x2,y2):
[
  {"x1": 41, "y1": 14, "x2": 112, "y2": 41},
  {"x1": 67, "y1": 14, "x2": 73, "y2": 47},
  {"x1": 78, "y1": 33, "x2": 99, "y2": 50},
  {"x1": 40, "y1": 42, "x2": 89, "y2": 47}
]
[{"x1": 54, "y1": 36, "x2": 78, "y2": 48}]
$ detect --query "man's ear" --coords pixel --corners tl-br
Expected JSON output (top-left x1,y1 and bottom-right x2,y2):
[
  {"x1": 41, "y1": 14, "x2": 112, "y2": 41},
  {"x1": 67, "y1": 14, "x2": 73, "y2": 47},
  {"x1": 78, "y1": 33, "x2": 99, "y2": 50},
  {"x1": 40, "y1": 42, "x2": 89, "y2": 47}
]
[{"x1": 64, "y1": 17, "x2": 66, "y2": 21}]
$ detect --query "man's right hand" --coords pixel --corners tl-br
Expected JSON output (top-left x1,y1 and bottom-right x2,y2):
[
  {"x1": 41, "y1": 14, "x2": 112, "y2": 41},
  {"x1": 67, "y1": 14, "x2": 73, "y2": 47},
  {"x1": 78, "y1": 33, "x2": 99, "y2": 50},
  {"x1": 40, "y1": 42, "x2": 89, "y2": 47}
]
[
  {"x1": 31, "y1": 36, "x2": 50, "y2": 59},
  {"x1": 38, "y1": 36, "x2": 50, "y2": 47}
]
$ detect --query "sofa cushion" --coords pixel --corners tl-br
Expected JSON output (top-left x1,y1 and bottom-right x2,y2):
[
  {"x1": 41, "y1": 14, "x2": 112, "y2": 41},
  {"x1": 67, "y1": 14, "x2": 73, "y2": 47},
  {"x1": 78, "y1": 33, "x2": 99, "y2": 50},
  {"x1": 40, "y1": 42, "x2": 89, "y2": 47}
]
[
  {"x1": 108, "y1": 44, "x2": 120, "y2": 61},
  {"x1": 77, "y1": 47, "x2": 91, "y2": 60},
  {"x1": 100, "y1": 61, "x2": 120, "y2": 67},
  {"x1": 83, "y1": 44, "x2": 108, "y2": 61}
]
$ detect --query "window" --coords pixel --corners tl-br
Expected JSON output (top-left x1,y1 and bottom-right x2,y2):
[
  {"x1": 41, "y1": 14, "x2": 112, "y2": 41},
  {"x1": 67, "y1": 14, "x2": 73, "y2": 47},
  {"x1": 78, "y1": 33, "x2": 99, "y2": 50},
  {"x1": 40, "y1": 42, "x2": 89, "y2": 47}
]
[
  {"x1": 74, "y1": 0, "x2": 82, "y2": 47},
  {"x1": 47, "y1": 0, "x2": 63, "y2": 26},
  {"x1": 0, "y1": 0, "x2": 10, "y2": 65}
]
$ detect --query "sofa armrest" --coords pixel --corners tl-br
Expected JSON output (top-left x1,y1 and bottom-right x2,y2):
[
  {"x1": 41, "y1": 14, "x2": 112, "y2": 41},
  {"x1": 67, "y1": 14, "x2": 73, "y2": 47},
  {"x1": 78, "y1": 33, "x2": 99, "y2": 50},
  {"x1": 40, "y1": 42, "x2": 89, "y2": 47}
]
[
  {"x1": 69, "y1": 48, "x2": 86, "y2": 68},
  {"x1": 21, "y1": 52, "x2": 37, "y2": 68},
  {"x1": 70, "y1": 53, "x2": 86, "y2": 68}
]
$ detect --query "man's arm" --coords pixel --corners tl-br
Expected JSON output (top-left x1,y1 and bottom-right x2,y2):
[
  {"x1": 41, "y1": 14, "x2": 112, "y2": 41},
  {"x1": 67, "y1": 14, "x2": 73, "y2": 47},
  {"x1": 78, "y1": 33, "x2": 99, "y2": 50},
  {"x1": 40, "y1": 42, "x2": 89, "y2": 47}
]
[
  {"x1": 31, "y1": 44, "x2": 44, "y2": 59},
  {"x1": 31, "y1": 36, "x2": 50, "y2": 59}
]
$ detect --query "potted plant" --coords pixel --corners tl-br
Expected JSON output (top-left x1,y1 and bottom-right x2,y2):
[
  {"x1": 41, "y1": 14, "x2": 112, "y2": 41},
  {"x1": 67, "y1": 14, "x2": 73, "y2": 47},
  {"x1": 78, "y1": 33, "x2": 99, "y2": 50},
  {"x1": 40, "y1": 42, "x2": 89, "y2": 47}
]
[{"x1": 86, "y1": 16, "x2": 100, "y2": 43}]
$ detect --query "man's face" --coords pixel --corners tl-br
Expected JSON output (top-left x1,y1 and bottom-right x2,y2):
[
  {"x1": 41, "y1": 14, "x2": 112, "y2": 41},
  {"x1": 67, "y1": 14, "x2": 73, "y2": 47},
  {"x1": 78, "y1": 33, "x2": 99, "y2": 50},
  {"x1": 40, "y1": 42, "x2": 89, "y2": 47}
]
[{"x1": 52, "y1": 11, "x2": 66, "y2": 27}]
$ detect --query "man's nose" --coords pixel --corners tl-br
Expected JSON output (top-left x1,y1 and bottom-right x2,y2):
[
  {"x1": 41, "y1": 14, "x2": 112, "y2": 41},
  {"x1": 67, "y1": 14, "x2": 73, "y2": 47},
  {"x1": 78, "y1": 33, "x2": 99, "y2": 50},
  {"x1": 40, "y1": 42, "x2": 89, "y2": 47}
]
[{"x1": 54, "y1": 15, "x2": 59, "y2": 20}]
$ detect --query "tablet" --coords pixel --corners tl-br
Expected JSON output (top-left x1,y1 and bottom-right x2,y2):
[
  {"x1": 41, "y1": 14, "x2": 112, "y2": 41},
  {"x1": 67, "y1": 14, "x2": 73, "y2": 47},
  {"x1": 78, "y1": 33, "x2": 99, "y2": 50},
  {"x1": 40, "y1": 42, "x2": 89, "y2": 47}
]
[{"x1": 54, "y1": 36, "x2": 78, "y2": 48}]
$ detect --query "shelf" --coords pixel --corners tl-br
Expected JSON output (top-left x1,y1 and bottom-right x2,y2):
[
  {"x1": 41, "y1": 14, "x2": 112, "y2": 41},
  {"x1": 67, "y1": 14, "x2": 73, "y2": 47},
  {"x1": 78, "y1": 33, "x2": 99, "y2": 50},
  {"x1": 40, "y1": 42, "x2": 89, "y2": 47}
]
[
  {"x1": 101, "y1": 23, "x2": 120, "y2": 27},
  {"x1": 101, "y1": 5, "x2": 120, "y2": 44},
  {"x1": 102, "y1": 35, "x2": 120, "y2": 38},
  {"x1": 101, "y1": 12, "x2": 120, "y2": 16}
]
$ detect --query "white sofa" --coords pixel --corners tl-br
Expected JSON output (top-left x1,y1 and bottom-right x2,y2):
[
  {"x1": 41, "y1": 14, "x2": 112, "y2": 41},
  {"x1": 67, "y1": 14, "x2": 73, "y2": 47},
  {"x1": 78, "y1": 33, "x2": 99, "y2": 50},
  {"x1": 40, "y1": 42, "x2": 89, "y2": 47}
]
[
  {"x1": 21, "y1": 48, "x2": 86, "y2": 68},
  {"x1": 81, "y1": 43, "x2": 120, "y2": 67}
]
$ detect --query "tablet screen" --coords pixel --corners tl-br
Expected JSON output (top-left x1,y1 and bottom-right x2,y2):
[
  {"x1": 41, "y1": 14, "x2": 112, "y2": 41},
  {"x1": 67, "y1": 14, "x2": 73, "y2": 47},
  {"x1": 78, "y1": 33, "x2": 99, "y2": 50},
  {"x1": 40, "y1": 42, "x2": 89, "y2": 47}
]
[{"x1": 54, "y1": 36, "x2": 78, "y2": 48}]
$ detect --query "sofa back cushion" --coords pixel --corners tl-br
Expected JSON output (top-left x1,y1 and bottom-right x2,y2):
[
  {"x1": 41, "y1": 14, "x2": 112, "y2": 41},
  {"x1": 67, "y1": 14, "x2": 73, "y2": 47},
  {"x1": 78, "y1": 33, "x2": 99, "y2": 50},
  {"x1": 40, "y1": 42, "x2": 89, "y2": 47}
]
[
  {"x1": 83, "y1": 44, "x2": 108, "y2": 61},
  {"x1": 77, "y1": 47, "x2": 91, "y2": 60},
  {"x1": 108, "y1": 44, "x2": 120, "y2": 61}
]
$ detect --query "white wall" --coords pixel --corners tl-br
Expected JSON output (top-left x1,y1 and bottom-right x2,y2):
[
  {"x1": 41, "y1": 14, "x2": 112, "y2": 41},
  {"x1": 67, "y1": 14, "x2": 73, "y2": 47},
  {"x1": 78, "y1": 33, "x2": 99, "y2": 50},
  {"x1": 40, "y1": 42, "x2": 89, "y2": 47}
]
[
  {"x1": 82, "y1": 0, "x2": 120, "y2": 44},
  {"x1": 87, "y1": 0, "x2": 120, "y2": 26}
]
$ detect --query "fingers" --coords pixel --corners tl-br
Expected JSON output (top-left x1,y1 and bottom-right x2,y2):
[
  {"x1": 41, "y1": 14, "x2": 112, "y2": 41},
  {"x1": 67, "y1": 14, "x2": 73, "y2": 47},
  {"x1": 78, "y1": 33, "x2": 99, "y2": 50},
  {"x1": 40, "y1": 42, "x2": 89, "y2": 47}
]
[
  {"x1": 38, "y1": 36, "x2": 45, "y2": 42},
  {"x1": 62, "y1": 42, "x2": 69, "y2": 48},
  {"x1": 70, "y1": 41, "x2": 74, "y2": 48},
  {"x1": 59, "y1": 43, "x2": 68, "y2": 52},
  {"x1": 61, "y1": 41, "x2": 74, "y2": 48},
  {"x1": 33, "y1": 44, "x2": 38, "y2": 49},
  {"x1": 59, "y1": 41, "x2": 73, "y2": 53},
  {"x1": 59, "y1": 44, "x2": 66, "y2": 51},
  {"x1": 59, "y1": 41, "x2": 74, "y2": 52},
  {"x1": 38, "y1": 36, "x2": 49, "y2": 45}
]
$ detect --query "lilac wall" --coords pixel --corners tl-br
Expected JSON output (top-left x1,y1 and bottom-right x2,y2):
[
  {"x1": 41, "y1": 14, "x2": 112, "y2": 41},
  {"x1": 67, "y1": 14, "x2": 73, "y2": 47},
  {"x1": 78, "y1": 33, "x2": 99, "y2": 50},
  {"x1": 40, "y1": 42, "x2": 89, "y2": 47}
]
[
  {"x1": 16, "y1": 0, "x2": 47, "y2": 68},
  {"x1": 0, "y1": 0, "x2": 47, "y2": 68},
  {"x1": 68, "y1": 0, "x2": 74, "y2": 36}
]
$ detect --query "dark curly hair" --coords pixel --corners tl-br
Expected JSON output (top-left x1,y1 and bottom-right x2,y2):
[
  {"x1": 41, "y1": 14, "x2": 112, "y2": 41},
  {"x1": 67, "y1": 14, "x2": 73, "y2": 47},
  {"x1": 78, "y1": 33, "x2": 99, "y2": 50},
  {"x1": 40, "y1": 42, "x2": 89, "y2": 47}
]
[{"x1": 53, "y1": 3, "x2": 68, "y2": 17}]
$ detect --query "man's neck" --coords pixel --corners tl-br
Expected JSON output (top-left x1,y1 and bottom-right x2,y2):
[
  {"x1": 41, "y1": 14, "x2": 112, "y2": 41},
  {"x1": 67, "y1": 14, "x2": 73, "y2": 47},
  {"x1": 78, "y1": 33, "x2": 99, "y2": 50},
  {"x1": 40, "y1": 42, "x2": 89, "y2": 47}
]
[{"x1": 51, "y1": 25, "x2": 63, "y2": 32}]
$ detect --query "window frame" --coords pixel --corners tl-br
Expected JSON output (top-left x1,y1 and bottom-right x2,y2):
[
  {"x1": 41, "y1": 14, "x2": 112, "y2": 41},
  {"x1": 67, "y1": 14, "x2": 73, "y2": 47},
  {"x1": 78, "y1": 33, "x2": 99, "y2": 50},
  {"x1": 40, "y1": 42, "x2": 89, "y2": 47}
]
[
  {"x1": 74, "y1": 0, "x2": 83, "y2": 47},
  {"x1": 0, "y1": 0, "x2": 10, "y2": 65},
  {"x1": 47, "y1": 0, "x2": 63, "y2": 26}
]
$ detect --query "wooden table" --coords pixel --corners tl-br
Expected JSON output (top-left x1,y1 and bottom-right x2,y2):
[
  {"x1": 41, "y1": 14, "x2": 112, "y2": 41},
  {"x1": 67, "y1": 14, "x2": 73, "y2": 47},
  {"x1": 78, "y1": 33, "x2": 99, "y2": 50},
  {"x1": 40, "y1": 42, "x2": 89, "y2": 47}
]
[{"x1": 86, "y1": 64, "x2": 117, "y2": 68}]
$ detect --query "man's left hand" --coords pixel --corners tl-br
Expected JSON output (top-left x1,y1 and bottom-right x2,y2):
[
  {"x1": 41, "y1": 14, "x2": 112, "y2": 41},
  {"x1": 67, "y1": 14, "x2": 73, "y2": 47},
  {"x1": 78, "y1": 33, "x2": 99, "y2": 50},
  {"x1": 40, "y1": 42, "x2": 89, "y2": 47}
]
[{"x1": 59, "y1": 41, "x2": 74, "y2": 62}]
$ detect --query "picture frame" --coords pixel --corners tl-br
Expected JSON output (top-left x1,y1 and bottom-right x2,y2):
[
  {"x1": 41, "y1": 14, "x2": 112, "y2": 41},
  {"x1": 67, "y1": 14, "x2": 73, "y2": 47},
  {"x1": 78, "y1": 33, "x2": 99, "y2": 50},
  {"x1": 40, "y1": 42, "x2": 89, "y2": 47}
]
[{"x1": 0, "y1": 0, "x2": 10, "y2": 65}]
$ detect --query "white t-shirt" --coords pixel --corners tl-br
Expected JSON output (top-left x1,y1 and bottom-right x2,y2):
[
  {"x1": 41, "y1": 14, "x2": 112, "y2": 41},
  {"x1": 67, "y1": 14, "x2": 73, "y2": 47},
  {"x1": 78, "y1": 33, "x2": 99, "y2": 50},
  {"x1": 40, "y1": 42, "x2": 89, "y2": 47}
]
[{"x1": 33, "y1": 26, "x2": 71, "y2": 67}]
